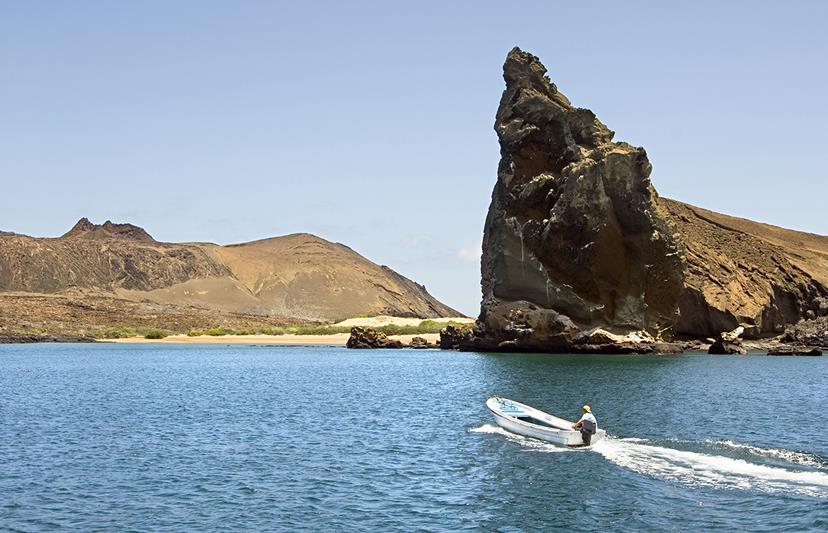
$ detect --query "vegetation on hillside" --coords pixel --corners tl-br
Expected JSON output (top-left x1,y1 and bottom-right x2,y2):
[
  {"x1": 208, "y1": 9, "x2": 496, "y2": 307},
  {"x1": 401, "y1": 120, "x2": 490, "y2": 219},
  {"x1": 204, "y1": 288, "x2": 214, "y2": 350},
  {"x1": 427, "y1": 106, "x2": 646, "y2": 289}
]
[
  {"x1": 185, "y1": 320, "x2": 471, "y2": 337},
  {"x1": 90, "y1": 320, "x2": 473, "y2": 339},
  {"x1": 91, "y1": 327, "x2": 171, "y2": 339}
]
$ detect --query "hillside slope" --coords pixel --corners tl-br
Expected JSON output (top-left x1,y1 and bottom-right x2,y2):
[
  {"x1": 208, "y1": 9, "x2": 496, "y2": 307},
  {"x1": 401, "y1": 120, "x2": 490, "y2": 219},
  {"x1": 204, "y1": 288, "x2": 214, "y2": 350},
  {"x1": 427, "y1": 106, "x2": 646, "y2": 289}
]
[
  {"x1": 662, "y1": 199, "x2": 828, "y2": 337},
  {"x1": 0, "y1": 220, "x2": 461, "y2": 326}
]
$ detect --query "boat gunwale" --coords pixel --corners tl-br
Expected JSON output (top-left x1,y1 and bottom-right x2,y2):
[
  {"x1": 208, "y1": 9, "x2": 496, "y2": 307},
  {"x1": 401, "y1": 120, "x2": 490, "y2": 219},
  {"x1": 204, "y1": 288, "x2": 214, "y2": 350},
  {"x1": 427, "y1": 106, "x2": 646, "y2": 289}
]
[
  {"x1": 486, "y1": 397, "x2": 606, "y2": 447},
  {"x1": 486, "y1": 397, "x2": 577, "y2": 435}
]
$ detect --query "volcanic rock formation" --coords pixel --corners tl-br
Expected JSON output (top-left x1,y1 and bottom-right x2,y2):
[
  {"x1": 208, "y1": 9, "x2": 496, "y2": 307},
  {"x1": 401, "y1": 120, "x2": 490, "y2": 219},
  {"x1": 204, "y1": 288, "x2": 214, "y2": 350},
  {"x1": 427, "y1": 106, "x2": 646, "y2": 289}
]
[{"x1": 467, "y1": 47, "x2": 828, "y2": 352}]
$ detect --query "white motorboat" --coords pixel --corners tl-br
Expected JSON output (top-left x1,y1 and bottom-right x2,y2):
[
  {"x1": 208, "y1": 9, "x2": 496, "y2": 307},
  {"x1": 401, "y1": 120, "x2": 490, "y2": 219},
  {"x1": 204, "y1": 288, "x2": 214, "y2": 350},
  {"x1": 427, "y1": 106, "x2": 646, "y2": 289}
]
[{"x1": 486, "y1": 396, "x2": 605, "y2": 447}]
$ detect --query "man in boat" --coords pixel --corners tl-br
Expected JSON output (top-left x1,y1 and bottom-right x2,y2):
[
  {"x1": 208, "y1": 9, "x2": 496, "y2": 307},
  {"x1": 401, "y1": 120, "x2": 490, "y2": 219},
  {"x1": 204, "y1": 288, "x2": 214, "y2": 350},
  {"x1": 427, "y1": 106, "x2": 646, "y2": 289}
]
[{"x1": 572, "y1": 405, "x2": 597, "y2": 445}]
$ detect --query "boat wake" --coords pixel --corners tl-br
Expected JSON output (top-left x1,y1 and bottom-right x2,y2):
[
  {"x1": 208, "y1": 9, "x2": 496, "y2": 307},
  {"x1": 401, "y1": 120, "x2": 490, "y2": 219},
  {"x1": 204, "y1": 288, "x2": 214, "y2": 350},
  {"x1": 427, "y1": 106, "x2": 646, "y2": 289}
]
[
  {"x1": 469, "y1": 424, "x2": 573, "y2": 453},
  {"x1": 592, "y1": 438, "x2": 828, "y2": 497},
  {"x1": 472, "y1": 424, "x2": 828, "y2": 497},
  {"x1": 704, "y1": 439, "x2": 827, "y2": 468}
]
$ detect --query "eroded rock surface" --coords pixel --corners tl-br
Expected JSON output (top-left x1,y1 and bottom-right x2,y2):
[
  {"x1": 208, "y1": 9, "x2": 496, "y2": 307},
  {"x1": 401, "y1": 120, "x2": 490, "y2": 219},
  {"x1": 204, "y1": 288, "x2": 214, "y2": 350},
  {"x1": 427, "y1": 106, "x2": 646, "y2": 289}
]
[
  {"x1": 468, "y1": 47, "x2": 828, "y2": 353},
  {"x1": 782, "y1": 317, "x2": 828, "y2": 348},
  {"x1": 470, "y1": 47, "x2": 683, "y2": 352}
]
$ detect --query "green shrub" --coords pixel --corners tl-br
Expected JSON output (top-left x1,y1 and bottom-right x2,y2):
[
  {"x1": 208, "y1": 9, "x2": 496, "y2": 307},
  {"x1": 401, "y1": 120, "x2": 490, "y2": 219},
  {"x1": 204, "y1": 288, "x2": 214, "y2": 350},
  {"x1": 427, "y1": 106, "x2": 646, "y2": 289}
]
[
  {"x1": 286, "y1": 325, "x2": 351, "y2": 335},
  {"x1": 258, "y1": 326, "x2": 287, "y2": 335},
  {"x1": 91, "y1": 327, "x2": 131, "y2": 339},
  {"x1": 187, "y1": 326, "x2": 236, "y2": 336},
  {"x1": 92, "y1": 327, "x2": 172, "y2": 339},
  {"x1": 177, "y1": 320, "x2": 471, "y2": 338},
  {"x1": 143, "y1": 329, "x2": 169, "y2": 339},
  {"x1": 186, "y1": 325, "x2": 291, "y2": 336}
]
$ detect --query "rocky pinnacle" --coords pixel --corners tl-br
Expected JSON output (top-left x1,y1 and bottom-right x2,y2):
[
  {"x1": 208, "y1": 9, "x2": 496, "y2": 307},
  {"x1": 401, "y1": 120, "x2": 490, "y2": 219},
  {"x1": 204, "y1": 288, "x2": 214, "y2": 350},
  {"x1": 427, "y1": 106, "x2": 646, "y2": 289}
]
[{"x1": 472, "y1": 47, "x2": 685, "y2": 351}]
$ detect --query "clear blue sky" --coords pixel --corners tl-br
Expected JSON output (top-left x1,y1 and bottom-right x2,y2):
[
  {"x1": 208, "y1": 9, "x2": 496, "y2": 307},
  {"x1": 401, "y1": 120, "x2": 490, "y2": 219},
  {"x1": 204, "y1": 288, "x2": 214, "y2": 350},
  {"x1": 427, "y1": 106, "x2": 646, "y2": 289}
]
[{"x1": 2, "y1": 1, "x2": 826, "y2": 316}]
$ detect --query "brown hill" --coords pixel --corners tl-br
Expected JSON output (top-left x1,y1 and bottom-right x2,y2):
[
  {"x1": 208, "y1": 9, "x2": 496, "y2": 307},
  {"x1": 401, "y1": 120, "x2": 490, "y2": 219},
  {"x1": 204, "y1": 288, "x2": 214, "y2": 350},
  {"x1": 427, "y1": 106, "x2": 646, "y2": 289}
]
[
  {"x1": 662, "y1": 199, "x2": 828, "y2": 337},
  {"x1": 0, "y1": 224, "x2": 228, "y2": 294},
  {"x1": 0, "y1": 220, "x2": 461, "y2": 331}
]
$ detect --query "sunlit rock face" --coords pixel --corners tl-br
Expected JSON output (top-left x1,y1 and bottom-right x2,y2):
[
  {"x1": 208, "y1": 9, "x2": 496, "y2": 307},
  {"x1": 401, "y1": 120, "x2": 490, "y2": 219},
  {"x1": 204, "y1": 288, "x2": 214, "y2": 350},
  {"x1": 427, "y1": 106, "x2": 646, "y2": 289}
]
[
  {"x1": 470, "y1": 47, "x2": 685, "y2": 351},
  {"x1": 468, "y1": 48, "x2": 828, "y2": 352}
]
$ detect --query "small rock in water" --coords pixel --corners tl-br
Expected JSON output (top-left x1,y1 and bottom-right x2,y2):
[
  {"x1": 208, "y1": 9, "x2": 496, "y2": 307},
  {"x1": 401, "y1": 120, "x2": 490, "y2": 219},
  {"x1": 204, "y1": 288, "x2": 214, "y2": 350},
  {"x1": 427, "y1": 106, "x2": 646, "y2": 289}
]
[
  {"x1": 708, "y1": 338, "x2": 747, "y2": 355},
  {"x1": 346, "y1": 327, "x2": 403, "y2": 349},
  {"x1": 767, "y1": 346, "x2": 822, "y2": 356},
  {"x1": 409, "y1": 336, "x2": 436, "y2": 349}
]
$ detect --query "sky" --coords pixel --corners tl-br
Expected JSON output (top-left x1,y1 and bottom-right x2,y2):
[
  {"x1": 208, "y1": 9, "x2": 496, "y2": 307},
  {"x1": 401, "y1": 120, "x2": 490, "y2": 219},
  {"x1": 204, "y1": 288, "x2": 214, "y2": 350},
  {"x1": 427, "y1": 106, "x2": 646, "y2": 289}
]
[{"x1": 2, "y1": 1, "x2": 827, "y2": 316}]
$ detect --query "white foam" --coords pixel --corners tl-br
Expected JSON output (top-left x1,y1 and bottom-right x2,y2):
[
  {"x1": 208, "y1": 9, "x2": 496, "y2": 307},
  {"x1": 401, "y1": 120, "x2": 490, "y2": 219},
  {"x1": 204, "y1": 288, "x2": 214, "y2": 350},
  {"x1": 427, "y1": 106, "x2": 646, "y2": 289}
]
[
  {"x1": 469, "y1": 423, "x2": 507, "y2": 435},
  {"x1": 709, "y1": 439, "x2": 825, "y2": 468},
  {"x1": 469, "y1": 424, "x2": 571, "y2": 453},
  {"x1": 472, "y1": 424, "x2": 827, "y2": 497},
  {"x1": 592, "y1": 438, "x2": 828, "y2": 497}
]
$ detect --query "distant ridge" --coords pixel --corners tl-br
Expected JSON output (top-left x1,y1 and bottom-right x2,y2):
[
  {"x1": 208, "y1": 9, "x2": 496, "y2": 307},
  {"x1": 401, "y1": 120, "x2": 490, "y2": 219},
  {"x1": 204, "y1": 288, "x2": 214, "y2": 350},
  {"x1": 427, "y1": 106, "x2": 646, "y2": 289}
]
[
  {"x1": 0, "y1": 219, "x2": 462, "y2": 324},
  {"x1": 61, "y1": 217, "x2": 156, "y2": 242}
]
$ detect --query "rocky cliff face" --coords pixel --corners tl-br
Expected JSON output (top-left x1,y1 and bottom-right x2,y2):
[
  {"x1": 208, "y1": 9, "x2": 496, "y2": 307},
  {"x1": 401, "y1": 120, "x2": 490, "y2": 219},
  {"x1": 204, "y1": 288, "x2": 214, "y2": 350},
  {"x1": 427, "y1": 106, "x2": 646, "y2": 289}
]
[
  {"x1": 468, "y1": 48, "x2": 828, "y2": 351},
  {"x1": 471, "y1": 47, "x2": 684, "y2": 351}
]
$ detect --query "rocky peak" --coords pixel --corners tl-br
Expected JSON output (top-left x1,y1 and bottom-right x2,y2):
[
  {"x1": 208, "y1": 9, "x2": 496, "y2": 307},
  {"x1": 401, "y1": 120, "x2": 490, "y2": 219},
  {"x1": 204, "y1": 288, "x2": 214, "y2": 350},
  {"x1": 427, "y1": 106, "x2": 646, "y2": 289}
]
[
  {"x1": 61, "y1": 217, "x2": 155, "y2": 242},
  {"x1": 502, "y1": 47, "x2": 565, "y2": 96},
  {"x1": 470, "y1": 48, "x2": 685, "y2": 352},
  {"x1": 464, "y1": 47, "x2": 828, "y2": 354},
  {"x1": 496, "y1": 48, "x2": 615, "y2": 184}
]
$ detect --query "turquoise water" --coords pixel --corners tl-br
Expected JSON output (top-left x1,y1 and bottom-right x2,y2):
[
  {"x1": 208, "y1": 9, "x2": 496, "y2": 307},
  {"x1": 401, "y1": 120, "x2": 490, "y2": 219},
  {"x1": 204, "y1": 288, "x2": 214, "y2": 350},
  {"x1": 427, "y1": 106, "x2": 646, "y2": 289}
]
[{"x1": 1, "y1": 344, "x2": 826, "y2": 531}]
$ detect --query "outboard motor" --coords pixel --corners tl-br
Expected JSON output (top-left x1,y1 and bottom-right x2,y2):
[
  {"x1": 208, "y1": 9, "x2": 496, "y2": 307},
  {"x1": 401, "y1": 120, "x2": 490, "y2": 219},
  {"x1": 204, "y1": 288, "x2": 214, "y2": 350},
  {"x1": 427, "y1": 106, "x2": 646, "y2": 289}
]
[{"x1": 580, "y1": 417, "x2": 597, "y2": 445}]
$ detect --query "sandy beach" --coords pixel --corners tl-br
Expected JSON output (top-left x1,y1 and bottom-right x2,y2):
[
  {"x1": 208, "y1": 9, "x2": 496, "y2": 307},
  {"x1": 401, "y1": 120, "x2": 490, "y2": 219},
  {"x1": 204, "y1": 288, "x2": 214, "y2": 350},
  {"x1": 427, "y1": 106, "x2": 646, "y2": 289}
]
[
  {"x1": 107, "y1": 333, "x2": 442, "y2": 345},
  {"x1": 332, "y1": 316, "x2": 473, "y2": 327},
  {"x1": 102, "y1": 315, "x2": 472, "y2": 345}
]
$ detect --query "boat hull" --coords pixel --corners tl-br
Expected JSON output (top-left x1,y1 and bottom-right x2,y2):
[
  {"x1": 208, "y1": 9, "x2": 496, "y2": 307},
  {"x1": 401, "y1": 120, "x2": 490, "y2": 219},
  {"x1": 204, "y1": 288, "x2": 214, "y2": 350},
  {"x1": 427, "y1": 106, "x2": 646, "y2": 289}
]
[{"x1": 486, "y1": 397, "x2": 605, "y2": 447}]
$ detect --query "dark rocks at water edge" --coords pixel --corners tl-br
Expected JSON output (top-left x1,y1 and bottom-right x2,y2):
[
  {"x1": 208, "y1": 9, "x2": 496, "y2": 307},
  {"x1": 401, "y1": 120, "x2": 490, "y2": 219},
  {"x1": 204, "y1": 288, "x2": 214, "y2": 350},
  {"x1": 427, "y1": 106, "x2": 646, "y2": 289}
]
[
  {"x1": 345, "y1": 327, "x2": 403, "y2": 349},
  {"x1": 0, "y1": 331, "x2": 96, "y2": 344},
  {"x1": 708, "y1": 339, "x2": 747, "y2": 355},
  {"x1": 438, "y1": 325, "x2": 472, "y2": 350},
  {"x1": 464, "y1": 47, "x2": 828, "y2": 355},
  {"x1": 409, "y1": 336, "x2": 437, "y2": 349},
  {"x1": 707, "y1": 327, "x2": 747, "y2": 355},
  {"x1": 345, "y1": 328, "x2": 440, "y2": 349},
  {"x1": 781, "y1": 316, "x2": 828, "y2": 348},
  {"x1": 767, "y1": 346, "x2": 823, "y2": 356}
]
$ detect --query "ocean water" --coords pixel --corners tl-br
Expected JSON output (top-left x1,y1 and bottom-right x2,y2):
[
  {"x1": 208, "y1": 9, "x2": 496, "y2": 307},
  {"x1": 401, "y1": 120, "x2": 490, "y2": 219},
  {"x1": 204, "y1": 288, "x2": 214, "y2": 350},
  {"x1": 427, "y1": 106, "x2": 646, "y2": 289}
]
[{"x1": 1, "y1": 344, "x2": 826, "y2": 532}]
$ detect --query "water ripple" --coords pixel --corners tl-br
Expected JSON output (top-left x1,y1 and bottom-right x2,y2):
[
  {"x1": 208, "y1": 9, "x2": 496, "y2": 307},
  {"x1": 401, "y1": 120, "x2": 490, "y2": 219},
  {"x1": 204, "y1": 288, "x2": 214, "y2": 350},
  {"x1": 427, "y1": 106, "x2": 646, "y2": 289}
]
[{"x1": 1, "y1": 344, "x2": 827, "y2": 531}]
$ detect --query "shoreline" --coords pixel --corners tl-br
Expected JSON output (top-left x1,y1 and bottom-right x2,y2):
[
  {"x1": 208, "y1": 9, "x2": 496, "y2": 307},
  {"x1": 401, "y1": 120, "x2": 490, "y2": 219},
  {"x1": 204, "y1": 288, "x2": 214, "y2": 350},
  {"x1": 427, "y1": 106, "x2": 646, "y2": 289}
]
[{"x1": 105, "y1": 333, "x2": 441, "y2": 345}]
